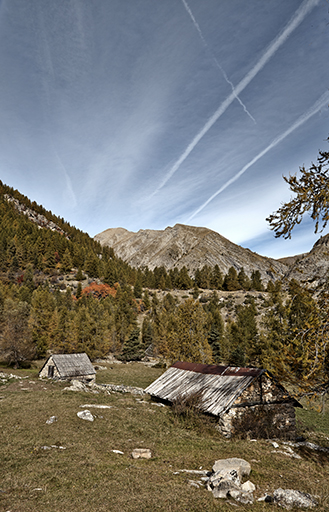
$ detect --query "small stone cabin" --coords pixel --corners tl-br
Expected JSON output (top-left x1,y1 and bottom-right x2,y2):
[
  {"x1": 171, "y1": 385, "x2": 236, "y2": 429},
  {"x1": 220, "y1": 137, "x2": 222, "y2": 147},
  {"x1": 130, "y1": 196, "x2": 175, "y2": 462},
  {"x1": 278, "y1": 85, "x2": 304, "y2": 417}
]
[
  {"x1": 145, "y1": 362, "x2": 301, "y2": 439},
  {"x1": 39, "y1": 353, "x2": 96, "y2": 383}
]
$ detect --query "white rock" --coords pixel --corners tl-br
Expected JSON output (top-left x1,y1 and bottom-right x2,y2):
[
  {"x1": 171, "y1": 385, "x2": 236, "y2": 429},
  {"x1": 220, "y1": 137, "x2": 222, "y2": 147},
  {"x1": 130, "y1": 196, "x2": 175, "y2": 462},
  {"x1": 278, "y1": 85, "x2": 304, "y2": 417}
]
[
  {"x1": 188, "y1": 480, "x2": 200, "y2": 488},
  {"x1": 131, "y1": 448, "x2": 152, "y2": 459},
  {"x1": 77, "y1": 410, "x2": 94, "y2": 422},
  {"x1": 241, "y1": 480, "x2": 256, "y2": 492},
  {"x1": 272, "y1": 441, "x2": 279, "y2": 448},
  {"x1": 46, "y1": 416, "x2": 57, "y2": 424},
  {"x1": 79, "y1": 404, "x2": 112, "y2": 409},
  {"x1": 112, "y1": 450, "x2": 124, "y2": 454},
  {"x1": 273, "y1": 488, "x2": 318, "y2": 509},
  {"x1": 212, "y1": 458, "x2": 251, "y2": 479},
  {"x1": 229, "y1": 489, "x2": 254, "y2": 504}
]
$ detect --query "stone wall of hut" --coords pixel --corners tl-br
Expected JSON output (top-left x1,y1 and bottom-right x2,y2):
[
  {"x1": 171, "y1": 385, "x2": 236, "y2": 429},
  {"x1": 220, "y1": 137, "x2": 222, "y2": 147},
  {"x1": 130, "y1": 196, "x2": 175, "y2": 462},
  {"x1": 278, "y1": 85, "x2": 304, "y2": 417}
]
[
  {"x1": 217, "y1": 403, "x2": 296, "y2": 439},
  {"x1": 39, "y1": 357, "x2": 61, "y2": 379},
  {"x1": 217, "y1": 374, "x2": 297, "y2": 439}
]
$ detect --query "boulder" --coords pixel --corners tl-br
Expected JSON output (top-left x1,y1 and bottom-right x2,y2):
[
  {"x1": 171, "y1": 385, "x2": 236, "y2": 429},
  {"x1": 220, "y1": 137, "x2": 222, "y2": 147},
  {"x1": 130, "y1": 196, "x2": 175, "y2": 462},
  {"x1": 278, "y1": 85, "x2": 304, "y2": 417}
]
[
  {"x1": 131, "y1": 448, "x2": 152, "y2": 459},
  {"x1": 273, "y1": 488, "x2": 318, "y2": 509},
  {"x1": 208, "y1": 458, "x2": 255, "y2": 502},
  {"x1": 77, "y1": 410, "x2": 94, "y2": 422},
  {"x1": 212, "y1": 458, "x2": 251, "y2": 482}
]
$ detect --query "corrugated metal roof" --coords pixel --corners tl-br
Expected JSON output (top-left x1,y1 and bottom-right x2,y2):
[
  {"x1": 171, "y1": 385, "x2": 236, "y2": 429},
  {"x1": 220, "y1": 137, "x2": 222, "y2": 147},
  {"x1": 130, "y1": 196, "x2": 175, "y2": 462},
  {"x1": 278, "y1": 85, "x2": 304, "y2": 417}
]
[
  {"x1": 145, "y1": 365, "x2": 260, "y2": 416},
  {"x1": 51, "y1": 353, "x2": 96, "y2": 377}
]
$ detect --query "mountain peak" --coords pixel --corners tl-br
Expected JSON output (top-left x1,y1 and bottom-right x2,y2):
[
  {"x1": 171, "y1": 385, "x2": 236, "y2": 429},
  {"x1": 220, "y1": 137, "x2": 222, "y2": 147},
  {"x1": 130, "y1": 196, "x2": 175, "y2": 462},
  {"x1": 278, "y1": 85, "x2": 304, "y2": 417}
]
[{"x1": 94, "y1": 224, "x2": 287, "y2": 283}]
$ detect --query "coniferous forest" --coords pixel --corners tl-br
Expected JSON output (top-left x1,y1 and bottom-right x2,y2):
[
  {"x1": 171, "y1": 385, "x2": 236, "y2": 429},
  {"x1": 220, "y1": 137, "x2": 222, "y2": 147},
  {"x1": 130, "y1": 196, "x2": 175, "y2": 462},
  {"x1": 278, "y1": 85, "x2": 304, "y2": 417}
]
[{"x1": 0, "y1": 179, "x2": 328, "y2": 401}]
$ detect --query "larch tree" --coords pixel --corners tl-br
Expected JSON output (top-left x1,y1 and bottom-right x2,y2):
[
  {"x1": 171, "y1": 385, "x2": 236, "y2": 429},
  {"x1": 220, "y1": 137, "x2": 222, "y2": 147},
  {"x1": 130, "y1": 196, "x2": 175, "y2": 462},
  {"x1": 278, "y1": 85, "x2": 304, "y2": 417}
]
[
  {"x1": 266, "y1": 137, "x2": 329, "y2": 400},
  {"x1": 267, "y1": 137, "x2": 329, "y2": 238},
  {"x1": 166, "y1": 298, "x2": 213, "y2": 364}
]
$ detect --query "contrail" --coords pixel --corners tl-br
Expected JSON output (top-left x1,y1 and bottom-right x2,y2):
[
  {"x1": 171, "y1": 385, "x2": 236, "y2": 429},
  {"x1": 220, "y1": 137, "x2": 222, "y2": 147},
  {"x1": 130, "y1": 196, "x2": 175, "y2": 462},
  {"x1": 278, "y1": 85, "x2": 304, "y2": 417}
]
[
  {"x1": 181, "y1": 0, "x2": 256, "y2": 124},
  {"x1": 152, "y1": 0, "x2": 320, "y2": 197},
  {"x1": 185, "y1": 90, "x2": 329, "y2": 222},
  {"x1": 52, "y1": 145, "x2": 78, "y2": 208}
]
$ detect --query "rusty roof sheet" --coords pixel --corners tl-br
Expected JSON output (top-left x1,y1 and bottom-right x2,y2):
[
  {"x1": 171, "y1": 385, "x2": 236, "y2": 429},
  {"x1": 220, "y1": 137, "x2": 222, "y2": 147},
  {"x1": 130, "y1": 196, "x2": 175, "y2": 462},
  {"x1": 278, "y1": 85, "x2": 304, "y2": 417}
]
[
  {"x1": 145, "y1": 365, "x2": 260, "y2": 416},
  {"x1": 172, "y1": 361, "x2": 263, "y2": 377}
]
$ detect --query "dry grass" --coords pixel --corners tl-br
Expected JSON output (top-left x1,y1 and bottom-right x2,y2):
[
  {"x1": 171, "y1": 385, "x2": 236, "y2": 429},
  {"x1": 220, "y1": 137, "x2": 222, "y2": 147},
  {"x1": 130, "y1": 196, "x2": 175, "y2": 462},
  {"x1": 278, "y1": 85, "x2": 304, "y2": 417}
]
[{"x1": 0, "y1": 363, "x2": 328, "y2": 511}]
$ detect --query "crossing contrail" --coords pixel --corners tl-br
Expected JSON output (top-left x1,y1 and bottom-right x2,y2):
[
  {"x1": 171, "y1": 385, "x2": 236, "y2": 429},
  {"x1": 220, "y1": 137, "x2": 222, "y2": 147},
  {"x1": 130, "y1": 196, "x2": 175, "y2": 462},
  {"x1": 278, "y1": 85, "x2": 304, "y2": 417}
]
[
  {"x1": 185, "y1": 90, "x2": 329, "y2": 222},
  {"x1": 181, "y1": 0, "x2": 256, "y2": 124},
  {"x1": 151, "y1": 0, "x2": 320, "y2": 197}
]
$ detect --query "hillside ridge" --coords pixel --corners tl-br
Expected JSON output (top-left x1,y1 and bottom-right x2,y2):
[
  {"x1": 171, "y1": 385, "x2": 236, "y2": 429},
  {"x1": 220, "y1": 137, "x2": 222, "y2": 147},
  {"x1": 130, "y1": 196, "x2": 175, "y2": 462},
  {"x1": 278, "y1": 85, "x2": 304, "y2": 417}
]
[{"x1": 95, "y1": 223, "x2": 288, "y2": 283}]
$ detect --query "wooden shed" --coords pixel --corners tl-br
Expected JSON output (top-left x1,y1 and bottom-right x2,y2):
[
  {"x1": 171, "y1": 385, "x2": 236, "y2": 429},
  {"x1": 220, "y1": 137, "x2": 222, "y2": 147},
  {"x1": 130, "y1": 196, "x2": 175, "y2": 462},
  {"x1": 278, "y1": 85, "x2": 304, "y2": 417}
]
[
  {"x1": 145, "y1": 362, "x2": 301, "y2": 439},
  {"x1": 39, "y1": 353, "x2": 96, "y2": 383}
]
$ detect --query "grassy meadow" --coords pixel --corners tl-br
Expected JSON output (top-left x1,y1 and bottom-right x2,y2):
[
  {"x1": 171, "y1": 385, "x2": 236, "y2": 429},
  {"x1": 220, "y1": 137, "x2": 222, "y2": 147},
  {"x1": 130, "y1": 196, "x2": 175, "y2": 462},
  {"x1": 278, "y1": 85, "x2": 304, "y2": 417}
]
[{"x1": 0, "y1": 362, "x2": 328, "y2": 511}]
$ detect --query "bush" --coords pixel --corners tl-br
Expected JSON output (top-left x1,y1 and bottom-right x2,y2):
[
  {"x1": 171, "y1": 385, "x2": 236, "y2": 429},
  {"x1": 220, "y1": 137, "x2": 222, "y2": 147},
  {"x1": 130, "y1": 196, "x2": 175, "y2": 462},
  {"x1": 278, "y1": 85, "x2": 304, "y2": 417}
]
[
  {"x1": 231, "y1": 405, "x2": 292, "y2": 440},
  {"x1": 171, "y1": 391, "x2": 216, "y2": 433}
]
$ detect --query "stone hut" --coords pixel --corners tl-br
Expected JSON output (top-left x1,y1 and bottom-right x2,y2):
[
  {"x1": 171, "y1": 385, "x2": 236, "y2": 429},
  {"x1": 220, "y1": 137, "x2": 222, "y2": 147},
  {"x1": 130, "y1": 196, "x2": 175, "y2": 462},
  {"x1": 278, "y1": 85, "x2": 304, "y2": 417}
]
[
  {"x1": 39, "y1": 353, "x2": 96, "y2": 383},
  {"x1": 145, "y1": 362, "x2": 301, "y2": 439}
]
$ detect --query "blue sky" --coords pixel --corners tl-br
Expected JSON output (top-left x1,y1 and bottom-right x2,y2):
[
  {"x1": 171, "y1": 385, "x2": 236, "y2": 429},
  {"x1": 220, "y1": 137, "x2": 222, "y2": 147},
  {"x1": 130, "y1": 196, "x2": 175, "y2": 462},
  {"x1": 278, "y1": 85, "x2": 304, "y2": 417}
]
[{"x1": 0, "y1": 0, "x2": 328, "y2": 259}]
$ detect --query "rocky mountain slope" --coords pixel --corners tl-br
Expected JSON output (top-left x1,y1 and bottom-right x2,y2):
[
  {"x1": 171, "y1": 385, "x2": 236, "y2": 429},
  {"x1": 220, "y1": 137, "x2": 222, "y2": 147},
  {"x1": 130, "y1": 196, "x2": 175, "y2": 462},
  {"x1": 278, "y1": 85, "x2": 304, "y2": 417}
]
[
  {"x1": 284, "y1": 233, "x2": 329, "y2": 289},
  {"x1": 94, "y1": 224, "x2": 288, "y2": 283}
]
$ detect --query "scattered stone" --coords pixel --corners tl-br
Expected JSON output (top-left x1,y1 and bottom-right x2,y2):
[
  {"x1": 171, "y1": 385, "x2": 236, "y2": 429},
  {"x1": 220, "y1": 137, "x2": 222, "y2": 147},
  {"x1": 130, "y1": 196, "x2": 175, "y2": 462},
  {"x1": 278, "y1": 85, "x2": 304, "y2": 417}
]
[
  {"x1": 98, "y1": 383, "x2": 145, "y2": 396},
  {"x1": 271, "y1": 450, "x2": 302, "y2": 460},
  {"x1": 173, "y1": 469, "x2": 210, "y2": 476},
  {"x1": 283, "y1": 440, "x2": 329, "y2": 453},
  {"x1": 0, "y1": 372, "x2": 22, "y2": 380},
  {"x1": 77, "y1": 410, "x2": 94, "y2": 422},
  {"x1": 79, "y1": 404, "x2": 112, "y2": 409},
  {"x1": 64, "y1": 380, "x2": 87, "y2": 392},
  {"x1": 229, "y1": 489, "x2": 254, "y2": 504},
  {"x1": 41, "y1": 445, "x2": 66, "y2": 450},
  {"x1": 112, "y1": 449, "x2": 124, "y2": 454},
  {"x1": 131, "y1": 448, "x2": 152, "y2": 459},
  {"x1": 188, "y1": 480, "x2": 202, "y2": 488},
  {"x1": 272, "y1": 441, "x2": 280, "y2": 448},
  {"x1": 46, "y1": 416, "x2": 57, "y2": 425},
  {"x1": 273, "y1": 488, "x2": 318, "y2": 509},
  {"x1": 241, "y1": 480, "x2": 256, "y2": 492},
  {"x1": 212, "y1": 458, "x2": 251, "y2": 481},
  {"x1": 211, "y1": 480, "x2": 241, "y2": 499}
]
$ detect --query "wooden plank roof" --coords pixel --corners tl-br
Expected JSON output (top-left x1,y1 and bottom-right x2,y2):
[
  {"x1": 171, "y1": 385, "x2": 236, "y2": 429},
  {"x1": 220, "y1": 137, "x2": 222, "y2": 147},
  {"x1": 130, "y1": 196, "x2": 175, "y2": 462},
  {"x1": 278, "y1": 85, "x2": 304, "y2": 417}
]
[
  {"x1": 49, "y1": 353, "x2": 95, "y2": 377},
  {"x1": 145, "y1": 362, "x2": 300, "y2": 416}
]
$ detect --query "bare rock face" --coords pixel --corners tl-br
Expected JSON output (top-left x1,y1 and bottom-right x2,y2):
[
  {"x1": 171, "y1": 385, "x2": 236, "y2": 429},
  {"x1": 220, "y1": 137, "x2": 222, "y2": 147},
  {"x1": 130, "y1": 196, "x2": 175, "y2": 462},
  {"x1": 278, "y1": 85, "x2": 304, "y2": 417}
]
[
  {"x1": 284, "y1": 233, "x2": 329, "y2": 289},
  {"x1": 94, "y1": 224, "x2": 287, "y2": 283}
]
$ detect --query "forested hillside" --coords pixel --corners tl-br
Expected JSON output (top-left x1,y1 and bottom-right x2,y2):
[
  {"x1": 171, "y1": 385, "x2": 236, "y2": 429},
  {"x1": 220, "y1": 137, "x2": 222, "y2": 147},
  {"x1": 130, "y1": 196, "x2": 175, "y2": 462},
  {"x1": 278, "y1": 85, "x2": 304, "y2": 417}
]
[{"x1": 0, "y1": 180, "x2": 328, "y2": 402}]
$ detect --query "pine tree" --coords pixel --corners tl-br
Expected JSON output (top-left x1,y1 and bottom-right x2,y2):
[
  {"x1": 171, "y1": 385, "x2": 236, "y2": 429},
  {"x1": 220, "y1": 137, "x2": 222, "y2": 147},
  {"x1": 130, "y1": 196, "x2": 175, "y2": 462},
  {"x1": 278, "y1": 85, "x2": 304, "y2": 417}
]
[
  {"x1": 119, "y1": 328, "x2": 144, "y2": 361},
  {"x1": 251, "y1": 270, "x2": 263, "y2": 291},
  {"x1": 238, "y1": 267, "x2": 251, "y2": 290},
  {"x1": 210, "y1": 264, "x2": 223, "y2": 290},
  {"x1": 223, "y1": 267, "x2": 240, "y2": 291}
]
